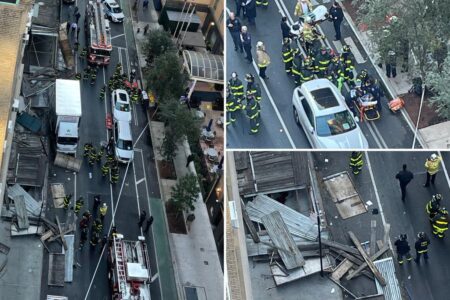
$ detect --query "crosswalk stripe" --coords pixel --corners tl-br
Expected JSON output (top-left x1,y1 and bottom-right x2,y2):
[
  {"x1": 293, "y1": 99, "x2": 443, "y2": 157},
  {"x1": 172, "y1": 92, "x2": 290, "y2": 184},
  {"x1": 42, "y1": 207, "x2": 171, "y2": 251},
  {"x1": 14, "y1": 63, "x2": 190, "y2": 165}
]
[
  {"x1": 343, "y1": 36, "x2": 366, "y2": 64},
  {"x1": 332, "y1": 40, "x2": 343, "y2": 52}
]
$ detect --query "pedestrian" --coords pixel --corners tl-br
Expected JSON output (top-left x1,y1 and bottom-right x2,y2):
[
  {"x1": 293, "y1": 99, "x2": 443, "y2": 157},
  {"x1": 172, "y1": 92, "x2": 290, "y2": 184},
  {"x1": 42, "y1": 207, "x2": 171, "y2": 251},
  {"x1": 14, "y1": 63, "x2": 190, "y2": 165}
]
[
  {"x1": 240, "y1": 26, "x2": 252, "y2": 63},
  {"x1": 143, "y1": 0, "x2": 149, "y2": 9},
  {"x1": 75, "y1": 11, "x2": 81, "y2": 24},
  {"x1": 99, "y1": 203, "x2": 108, "y2": 222},
  {"x1": 431, "y1": 207, "x2": 449, "y2": 238},
  {"x1": 294, "y1": 0, "x2": 312, "y2": 18},
  {"x1": 235, "y1": 0, "x2": 246, "y2": 18},
  {"x1": 71, "y1": 22, "x2": 78, "y2": 34},
  {"x1": 426, "y1": 194, "x2": 442, "y2": 221},
  {"x1": 256, "y1": 41, "x2": 270, "y2": 79},
  {"x1": 329, "y1": 2, "x2": 344, "y2": 41},
  {"x1": 226, "y1": 12, "x2": 243, "y2": 52},
  {"x1": 144, "y1": 24, "x2": 150, "y2": 35},
  {"x1": 394, "y1": 234, "x2": 412, "y2": 265},
  {"x1": 395, "y1": 164, "x2": 414, "y2": 202},
  {"x1": 74, "y1": 5, "x2": 79, "y2": 15},
  {"x1": 243, "y1": 0, "x2": 256, "y2": 25},
  {"x1": 281, "y1": 16, "x2": 291, "y2": 40},
  {"x1": 385, "y1": 50, "x2": 397, "y2": 78},
  {"x1": 138, "y1": 210, "x2": 147, "y2": 227},
  {"x1": 144, "y1": 216, "x2": 154, "y2": 233},
  {"x1": 423, "y1": 153, "x2": 442, "y2": 187},
  {"x1": 349, "y1": 151, "x2": 363, "y2": 175},
  {"x1": 414, "y1": 232, "x2": 430, "y2": 263}
]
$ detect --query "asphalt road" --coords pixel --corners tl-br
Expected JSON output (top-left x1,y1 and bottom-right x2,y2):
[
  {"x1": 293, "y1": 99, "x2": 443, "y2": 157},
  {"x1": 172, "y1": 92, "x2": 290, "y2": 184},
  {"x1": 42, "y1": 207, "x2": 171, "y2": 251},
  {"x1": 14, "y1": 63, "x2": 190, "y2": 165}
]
[
  {"x1": 313, "y1": 151, "x2": 450, "y2": 300},
  {"x1": 40, "y1": 1, "x2": 162, "y2": 299},
  {"x1": 226, "y1": 0, "x2": 418, "y2": 149}
]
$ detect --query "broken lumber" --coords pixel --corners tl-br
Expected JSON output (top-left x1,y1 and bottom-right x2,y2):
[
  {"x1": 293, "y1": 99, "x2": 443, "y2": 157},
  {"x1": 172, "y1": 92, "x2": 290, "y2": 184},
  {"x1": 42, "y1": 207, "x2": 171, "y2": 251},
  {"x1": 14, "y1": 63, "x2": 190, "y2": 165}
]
[
  {"x1": 55, "y1": 216, "x2": 68, "y2": 251},
  {"x1": 346, "y1": 244, "x2": 389, "y2": 281},
  {"x1": 348, "y1": 231, "x2": 386, "y2": 286},
  {"x1": 241, "y1": 198, "x2": 259, "y2": 243},
  {"x1": 321, "y1": 239, "x2": 363, "y2": 259},
  {"x1": 331, "y1": 258, "x2": 353, "y2": 281}
]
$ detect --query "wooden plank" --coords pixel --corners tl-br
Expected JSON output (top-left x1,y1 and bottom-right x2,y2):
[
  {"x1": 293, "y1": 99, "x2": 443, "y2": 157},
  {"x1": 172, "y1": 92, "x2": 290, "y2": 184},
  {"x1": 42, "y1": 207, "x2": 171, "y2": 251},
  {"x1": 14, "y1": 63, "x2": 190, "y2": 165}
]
[
  {"x1": 241, "y1": 198, "x2": 259, "y2": 243},
  {"x1": 321, "y1": 239, "x2": 363, "y2": 259},
  {"x1": 261, "y1": 211, "x2": 305, "y2": 269},
  {"x1": 383, "y1": 223, "x2": 391, "y2": 246},
  {"x1": 252, "y1": 249, "x2": 330, "y2": 262},
  {"x1": 347, "y1": 231, "x2": 386, "y2": 285},
  {"x1": 55, "y1": 216, "x2": 68, "y2": 251},
  {"x1": 370, "y1": 220, "x2": 377, "y2": 256},
  {"x1": 64, "y1": 234, "x2": 75, "y2": 282},
  {"x1": 346, "y1": 244, "x2": 389, "y2": 281},
  {"x1": 48, "y1": 253, "x2": 65, "y2": 286},
  {"x1": 331, "y1": 258, "x2": 354, "y2": 281},
  {"x1": 40, "y1": 230, "x2": 54, "y2": 242},
  {"x1": 48, "y1": 226, "x2": 74, "y2": 242},
  {"x1": 14, "y1": 195, "x2": 29, "y2": 229}
]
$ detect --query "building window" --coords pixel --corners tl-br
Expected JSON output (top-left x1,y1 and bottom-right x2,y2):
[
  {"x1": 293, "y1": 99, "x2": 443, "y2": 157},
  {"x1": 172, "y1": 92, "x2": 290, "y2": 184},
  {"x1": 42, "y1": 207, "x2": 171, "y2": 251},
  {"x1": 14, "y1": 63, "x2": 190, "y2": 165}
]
[{"x1": 0, "y1": 0, "x2": 19, "y2": 4}]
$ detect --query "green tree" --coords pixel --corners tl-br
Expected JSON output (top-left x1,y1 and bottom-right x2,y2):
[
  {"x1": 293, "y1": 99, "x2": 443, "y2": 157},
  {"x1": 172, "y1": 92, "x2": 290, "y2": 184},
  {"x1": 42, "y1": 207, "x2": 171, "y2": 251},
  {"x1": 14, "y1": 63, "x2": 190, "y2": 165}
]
[
  {"x1": 160, "y1": 134, "x2": 178, "y2": 162},
  {"x1": 145, "y1": 51, "x2": 189, "y2": 101},
  {"x1": 170, "y1": 174, "x2": 200, "y2": 214},
  {"x1": 143, "y1": 29, "x2": 176, "y2": 64},
  {"x1": 427, "y1": 54, "x2": 450, "y2": 119}
]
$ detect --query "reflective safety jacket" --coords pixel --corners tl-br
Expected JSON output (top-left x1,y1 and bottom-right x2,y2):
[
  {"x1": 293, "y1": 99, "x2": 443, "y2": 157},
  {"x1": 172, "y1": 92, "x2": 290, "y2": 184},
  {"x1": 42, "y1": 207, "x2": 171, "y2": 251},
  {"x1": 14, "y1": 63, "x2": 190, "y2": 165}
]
[
  {"x1": 425, "y1": 157, "x2": 442, "y2": 175},
  {"x1": 414, "y1": 237, "x2": 430, "y2": 253}
]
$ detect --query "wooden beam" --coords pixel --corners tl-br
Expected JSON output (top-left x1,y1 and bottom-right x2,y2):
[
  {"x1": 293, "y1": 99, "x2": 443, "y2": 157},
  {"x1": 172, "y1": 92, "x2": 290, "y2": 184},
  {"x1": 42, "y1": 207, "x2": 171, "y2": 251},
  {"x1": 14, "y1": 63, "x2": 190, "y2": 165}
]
[
  {"x1": 241, "y1": 198, "x2": 260, "y2": 243},
  {"x1": 383, "y1": 223, "x2": 391, "y2": 246},
  {"x1": 55, "y1": 216, "x2": 68, "y2": 251},
  {"x1": 331, "y1": 258, "x2": 354, "y2": 281},
  {"x1": 370, "y1": 220, "x2": 377, "y2": 256},
  {"x1": 322, "y1": 239, "x2": 363, "y2": 259},
  {"x1": 347, "y1": 231, "x2": 386, "y2": 285},
  {"x1": 346, "y1": 244, "x2": 389, "y2": 281}
]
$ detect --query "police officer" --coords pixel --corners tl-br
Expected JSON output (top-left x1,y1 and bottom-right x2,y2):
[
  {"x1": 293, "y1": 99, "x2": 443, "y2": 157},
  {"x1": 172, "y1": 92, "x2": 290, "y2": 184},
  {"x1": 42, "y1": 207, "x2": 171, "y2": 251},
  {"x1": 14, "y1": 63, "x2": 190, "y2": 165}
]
[
  {"x1": 227, "y1": 12, "x2": 243, "y2": 52},
  {"x1": 226, "y1": 88, "x2": 239, "y2": 126},
  {"x1": 385, "y1": 50, "x2": 397, "y2": 78},
  {"x1": 394, "y1": 234, "x2": 412, "y2": 264},
  {"x1": 281, "y1": 38, "x2": 295, "y2": 74},
  {"x1": 426, "y1": 194, "x2": 442, "y2": 221},
  {"x1": 245, "y1": 74, "x2": 262, "y2": 103},
  {"x1": 74, "y1": 197, "x2": 84, "y2": 214},
  {"x1": 431, "y1": 207, "x2": 449, "y2": 238},
  {"x1": 245, "y1": 93, "x2": 260, "y2": 135},
  {"x1": 414, "y1": 232, "x2": 430, "y2": 263},
  {"x1": 314, "y1": 47, "x2": 332, "y2": 78},
  {"x1": 349, "y1": 151, "x2": 363, "y2": 175},
  {"x1": 228, "y1": 72, "x2": 245, "y2": 105},
  {"x1": 241, "y1": 26, "x2": 253, "y2": 63},
  {"x1": 299, "y1": 57, "x2": 314, "y2": 85}
]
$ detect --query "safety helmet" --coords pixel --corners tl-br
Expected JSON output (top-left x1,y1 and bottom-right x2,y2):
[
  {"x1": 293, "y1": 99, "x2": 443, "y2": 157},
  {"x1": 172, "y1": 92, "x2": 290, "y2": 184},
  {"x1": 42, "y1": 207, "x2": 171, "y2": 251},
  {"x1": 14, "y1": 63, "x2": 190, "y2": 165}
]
[
  {"x1": 102, "y1": 203, "x2": 107, "y2": 207},
  {"x1": 433, "y1": 193, "x2": 442, "y2": 202},
  {"x1": 400, "y1": 234, "x2": 407, "y2": 241},
  {"x1": 245, "y1": 73, "x2": 254, "y2": 82},
  {"x1": 304, "y1": 56, "x2": 312, "y2": 65},
  {"x1": 388, "y1": 50, "x2": 396, "y2": 56},
  {"x1": 283, "y1": 37, "x2": 291, "y2": 45},
  {"x1": 355, "y1": 79, "x2": 362, "y2": 89},
  {"x1": 304, "y1": 16, "x2": 312, "y2": 24},
  {"x1": 430, "y1": 153, "x2": 438, "y2": 160},
  {"x1": 231, "y1": 72, "x2": 238, "y2": 79},
  {"x1": 417, "y1": 232, "x2": 425, "y2": 239},
  {"x1": 342, "y1": 45, "x2": 350, "y2": 52},
  {"x1": 365, "y1": 77, "x2": 373, "y2": 86},
  {"x1": 332, "y1": 55, "x2": 340, "y2": 62},
  {"x1": 256, "y1": 41, "x2": 264, "y2": 48},
  {"x1": 440, "y1": 207, "x2": 448, "y2": 214},
  {"x1": 361, "y1": 69, "x2": 368, "y2": 76},
  {"x1": 320, "y1": 46, "x2": 327, "y2": 52}
]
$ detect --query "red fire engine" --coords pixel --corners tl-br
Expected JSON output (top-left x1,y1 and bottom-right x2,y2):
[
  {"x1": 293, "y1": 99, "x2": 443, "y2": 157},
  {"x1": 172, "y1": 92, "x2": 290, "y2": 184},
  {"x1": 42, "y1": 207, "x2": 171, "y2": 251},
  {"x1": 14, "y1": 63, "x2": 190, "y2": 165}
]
[
  {"x1": 85, "y1": 0, "x2": 112, "y2": 65},
  {"x1": 108, "y1": 234, "x2": 151, "y2": 300}
]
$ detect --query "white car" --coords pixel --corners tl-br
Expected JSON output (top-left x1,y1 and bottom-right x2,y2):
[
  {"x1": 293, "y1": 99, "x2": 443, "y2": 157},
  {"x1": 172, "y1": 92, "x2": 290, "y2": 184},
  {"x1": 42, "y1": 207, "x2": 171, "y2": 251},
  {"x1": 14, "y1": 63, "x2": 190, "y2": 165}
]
[
  {"x1": 292, "y1": 78, "x2": 369, "y2": 149},
  {"x1": 111, "y1": 89, "x2": 132, "y2": 123},
  {"x1": 113, "y1": 121, "x2": 134, "y2": 163},
  {"x1": 103, "y1": 0, "x2": 125, "y2": 23}
]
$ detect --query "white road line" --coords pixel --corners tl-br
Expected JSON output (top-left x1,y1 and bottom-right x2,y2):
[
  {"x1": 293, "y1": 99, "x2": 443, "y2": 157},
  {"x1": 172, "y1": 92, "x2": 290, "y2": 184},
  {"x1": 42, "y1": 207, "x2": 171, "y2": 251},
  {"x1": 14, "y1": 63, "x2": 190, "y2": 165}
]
[
  {"x1": 136, "y1": 178, "x2": 145, "y2": 185},
  {"x1": 132, "y1": 156, "x2": 143, "y2": 236},
  {"x1": 438, "y1": 151, "x2": 450, "y2": 190},
  {"x1": 343, "y1": 37, "x2": 366, "y2": 64},
  {"x1": 364, "y1": 121, "x2": 383, "y2": 149},
  {"x1": 111, "y1": 33, "x2": 125, "y2": 40},
  {"x1": 365, "y1": 152, "x2": 393, "y2": 252}
]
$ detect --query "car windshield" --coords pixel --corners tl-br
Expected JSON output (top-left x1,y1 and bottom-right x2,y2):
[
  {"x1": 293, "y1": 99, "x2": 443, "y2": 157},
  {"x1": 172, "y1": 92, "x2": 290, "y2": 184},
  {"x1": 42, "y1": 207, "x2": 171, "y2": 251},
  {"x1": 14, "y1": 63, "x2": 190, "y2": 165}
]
[
  {"x1": 57, "y1": 137, "x2": 78, "y2": 145},
  {"x1": 112, "y1": 7, "x2": 122, "y2": 13},
  {"x1": 115, "y1": 102, "x2": 130, "y2": 112},
  {"x1": 117, "y1": 139, "x2": 133, "y2": 150},
  {"x1": 316, "y1": 110, "x2": 357, "y2": 137}
]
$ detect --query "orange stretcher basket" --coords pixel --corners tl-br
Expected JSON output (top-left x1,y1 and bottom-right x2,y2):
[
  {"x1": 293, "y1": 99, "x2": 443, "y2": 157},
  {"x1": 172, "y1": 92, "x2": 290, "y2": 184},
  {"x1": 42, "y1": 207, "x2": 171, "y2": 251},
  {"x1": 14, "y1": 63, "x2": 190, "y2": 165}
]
[{"x1": 389, "y1": 97, "x2": 404, "y2": 112}]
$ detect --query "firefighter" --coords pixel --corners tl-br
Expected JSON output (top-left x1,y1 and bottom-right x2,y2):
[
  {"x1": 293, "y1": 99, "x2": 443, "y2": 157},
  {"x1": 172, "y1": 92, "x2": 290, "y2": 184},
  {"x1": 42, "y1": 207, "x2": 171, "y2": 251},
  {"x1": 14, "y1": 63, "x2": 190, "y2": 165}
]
[
  {"x1": 292, "y1": 51, "x2": 303, "y2": 85},
  {"x1": 83, "y1": 142, "x2": 93, "y2": 157},
  {"x1": 90, "y1": 231, "x2": 99, "y2": 247},
  {"x1": 83, "y1": 67, "x2": 91, "y2": 80},
  {"x1": 75, "y1": 72, "x2": 81, "y2": 80},
  {"x1": 110, "y1": 162, "x2": 119, "y2": 184},
  {"x1": 245, "y1": 73, "x2": 262, "y2": 104},
  {"x1": 90, "y1": 67, "x2": 97, "y2": 85},
  {"x1": 228, "y1": 72, "x2": 245, "y2": 106},
  {"x1": 245, "y1": 92, "x2": 260, "y2": 135},
  {"x1": 96, "y1": 146, "x2": 104, "y2": 162},
  {"x1": 426, "y1": 193, "x2": 442, "y2": 221},
  {"x1": 92, "y1": 218, "x2": 103, "y2": 233},
  {"x1": 394, "y1": 234, "x2": 412, "y2": 264},
  {"x1": 431, "y1": 207, "x2": 449, "y2": 238},
  {"x1": 74, "y1": 197, "x2": 84, "y2": 214},
  {"x1": 108, "y1": 78, "x2": 114, "y2": 89},
  {"x1": 88, "y1": 148, "x2": 97, "y2": 165},
  {"x1": 101, "y1": 161, "x2": 110, "y2": 177},
  {"x1": 79, "y1": 215, "x2": 89, "y2": 229},
  {"x1": 99, "y1": 85, "x2": 106, "y2": 101},
  {"x1": 424, "y1": 153, "x2": 442, "y2": 187},
  {"x1": 107, "y1": 153, "x2": 115, "y2": 164},
  {"x1": 99, "y1": 203, "x2": 108, "y2": 222},
  {"x1": 131, "y1": 90, "x2": 139, "y2": 103},
  {"x1": 414, "y1": 232, "x2": 430, "y2": 263},
  {"x1": 349, "y1": 151, "x2": 363, "y2": 175},
  {"x1": 301, "y1": 22, "x2": 322, "y2": 55},
  {"x1": 256, "y1": 0, "x2": 268, "y2": 7},
  {"x1": 82, "y1": 210, "x2": 92, "y2": 221},
  {"x1": 328, "y1": 55, "x2": 345, "y2": 91},
  {"x1": 93, "y1": 195, "x2": 102, "y2": 212},
  {"x1": 314, "y1": 47, "x2": 332, "y2": 78},
  {"x1": 80, "y1": 47, "x2": 87, "y2": 58},
  {"x1": 356, "y1": 69, "x2": 369, "y2": 86},
  {"x1": 281, "y1": 38, "x2": 294, "y2": 74},
  {"x1": 63, "y1": 194, "x2": 72, "y2": 210},
  {"x1": 226, "y1": 88, "x2": 239, "y2": 126},
  {"x1": 340, "y1": 45, "x2": 355, "y2": 84},
  {"x1": 299, "y1": 57, "x2": 314, "y2": 85}
]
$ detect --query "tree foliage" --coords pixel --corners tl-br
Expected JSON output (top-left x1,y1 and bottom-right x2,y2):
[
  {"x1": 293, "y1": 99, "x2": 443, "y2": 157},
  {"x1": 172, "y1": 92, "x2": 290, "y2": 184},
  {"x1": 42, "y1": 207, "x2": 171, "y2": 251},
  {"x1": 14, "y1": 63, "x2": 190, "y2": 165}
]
[
  {"x1": 145, "y1": 51, "x2": 189, "y2": 101},
  {"x1": 427, "y1": 54, "x2": 450, "y2": 119},
  {"x1": 160, "y1": 134, "x2": 178, "y2": 162},
  {"x1": 356, "y1": 0, "x2": 450, "y2": 79},
  {"x1": 170, "y1": 174, "x2": 200, "y2": 214},
  {"x1": 143, "y1": 29, "x2": 176, "y2": 64}
]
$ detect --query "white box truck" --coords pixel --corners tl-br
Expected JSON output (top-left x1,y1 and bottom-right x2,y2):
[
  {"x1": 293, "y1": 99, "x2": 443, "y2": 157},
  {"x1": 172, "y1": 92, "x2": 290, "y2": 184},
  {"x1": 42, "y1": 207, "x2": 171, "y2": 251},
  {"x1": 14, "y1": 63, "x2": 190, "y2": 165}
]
[{"x1": 55, "y1": 79, "x2": 82, "y2": 154}]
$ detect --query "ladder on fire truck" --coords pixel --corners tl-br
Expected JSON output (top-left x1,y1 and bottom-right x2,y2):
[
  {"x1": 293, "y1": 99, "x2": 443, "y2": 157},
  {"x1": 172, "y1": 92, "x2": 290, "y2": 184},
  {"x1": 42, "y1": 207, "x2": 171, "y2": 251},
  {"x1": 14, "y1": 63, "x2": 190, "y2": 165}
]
[
  {"x1": 113, "y1": 236, "x2": 128, "y2": 297},
  {"x1": 91, "y1": 0, "x2": 110, "y2": 47}
]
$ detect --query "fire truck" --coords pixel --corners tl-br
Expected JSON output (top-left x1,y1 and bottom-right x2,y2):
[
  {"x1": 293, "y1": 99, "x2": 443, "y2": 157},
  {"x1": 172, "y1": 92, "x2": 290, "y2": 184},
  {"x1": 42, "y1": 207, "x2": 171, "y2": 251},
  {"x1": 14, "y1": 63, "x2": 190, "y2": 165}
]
[
  {"x1": 85, "y1": 0, "x2": 112, "y2": 65},
  {"x1": 108, "y1": 234, "x2": 151, "y2": 300}
]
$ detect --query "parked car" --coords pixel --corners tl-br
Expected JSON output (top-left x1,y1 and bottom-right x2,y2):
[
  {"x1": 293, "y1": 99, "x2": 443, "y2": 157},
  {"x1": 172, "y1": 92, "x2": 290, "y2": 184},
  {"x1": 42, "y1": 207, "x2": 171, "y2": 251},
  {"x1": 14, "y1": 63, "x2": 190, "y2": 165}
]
[
  {"x1": 111, "y1": 89, "x2": 132, "y2": 123},
  {"x1": 113, "y1": 120, "x2": 134, "y2": 163},
  {"x1": 292, "y1": 78, "x2": 369, "y2": 149},
  {"x1": 63, "y1": 0, "x2": 76, "y2": 4},
  {"x1": 103, "y1": 0, "x2": 125, "y2": 23}
]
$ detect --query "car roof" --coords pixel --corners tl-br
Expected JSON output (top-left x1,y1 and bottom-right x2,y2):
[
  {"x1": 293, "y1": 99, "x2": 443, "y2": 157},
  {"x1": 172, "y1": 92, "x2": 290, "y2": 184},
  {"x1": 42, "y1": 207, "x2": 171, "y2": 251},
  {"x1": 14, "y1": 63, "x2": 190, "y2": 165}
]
[
  {"x1": 300, "y1": 79, "x2": 346, "y2": 116},
  {"x1": 116, "y1": 121, "x2": 132, "y2": 140},
  {"x1": 105, "y1": 0, "x2": 120, "y2": 7}
]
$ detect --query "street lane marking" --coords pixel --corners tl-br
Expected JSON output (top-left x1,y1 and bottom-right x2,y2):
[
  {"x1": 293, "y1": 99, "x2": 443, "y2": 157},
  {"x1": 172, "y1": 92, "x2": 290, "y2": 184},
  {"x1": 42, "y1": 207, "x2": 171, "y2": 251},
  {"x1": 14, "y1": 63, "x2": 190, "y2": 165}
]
[
  {"x1": 111, "y1": 33, "x2": 125, "y2": 40},
  {"x1": 438, "y1": 151, "x2": 450, "y2": 190},
  {"x1": 365, "y1": 152, "x2": 393, "y2": 252},
  {"x1": 136, "y1": 178, "x2": 145, "y2": 185},
  {"x1": 343, "y1": 37, "x2": 366, "y2": 64}
]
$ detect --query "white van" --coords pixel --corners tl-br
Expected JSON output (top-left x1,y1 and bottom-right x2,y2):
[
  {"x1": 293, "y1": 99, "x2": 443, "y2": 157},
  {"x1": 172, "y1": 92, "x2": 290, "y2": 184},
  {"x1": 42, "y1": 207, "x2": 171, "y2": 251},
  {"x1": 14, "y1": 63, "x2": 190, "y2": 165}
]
[{"x1": 113, "y1": 120, "x2": 134, "y2": 163}]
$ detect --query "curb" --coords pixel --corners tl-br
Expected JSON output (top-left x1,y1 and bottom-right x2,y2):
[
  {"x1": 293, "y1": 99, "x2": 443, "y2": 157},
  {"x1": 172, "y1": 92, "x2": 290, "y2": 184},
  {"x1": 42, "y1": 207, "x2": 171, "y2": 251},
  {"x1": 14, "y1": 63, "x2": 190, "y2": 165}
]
[{"x1": 340, "y1": 2, "x2": 427, "y2": 149}]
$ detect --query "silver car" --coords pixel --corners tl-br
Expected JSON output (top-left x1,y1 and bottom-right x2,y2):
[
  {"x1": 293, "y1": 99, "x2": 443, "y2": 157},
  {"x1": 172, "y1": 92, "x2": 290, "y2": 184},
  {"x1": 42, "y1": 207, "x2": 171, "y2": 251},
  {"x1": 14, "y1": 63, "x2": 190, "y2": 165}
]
[{"x1": 292, "y1": 78, "x2": 369, "y2": 149}]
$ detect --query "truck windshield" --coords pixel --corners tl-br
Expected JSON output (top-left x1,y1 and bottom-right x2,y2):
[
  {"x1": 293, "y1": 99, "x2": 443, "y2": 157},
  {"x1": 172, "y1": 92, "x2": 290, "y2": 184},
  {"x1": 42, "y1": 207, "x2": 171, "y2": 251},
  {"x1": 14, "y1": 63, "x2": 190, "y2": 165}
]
[
  {"x1": 91, "y1": 48, "x2": 111, "y2": 57},
  {"x1": 57, "y1": 137, "x2": 78, "y2": 145},
  {"x1": 117, "y1": 139, "x2": 133, "y2": 150}
]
